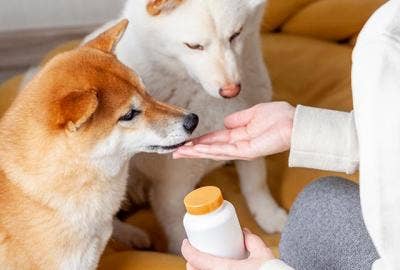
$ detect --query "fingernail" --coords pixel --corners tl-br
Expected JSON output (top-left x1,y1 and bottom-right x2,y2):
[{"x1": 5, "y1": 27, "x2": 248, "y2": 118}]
[{"x1": 185, "y1": 141, "x2": 194, "y2": 146}]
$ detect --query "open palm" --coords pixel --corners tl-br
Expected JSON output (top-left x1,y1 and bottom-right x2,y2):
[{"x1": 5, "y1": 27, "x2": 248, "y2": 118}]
[{"x1": 173, "y1": 102, "x2": 295, "y2": 161}]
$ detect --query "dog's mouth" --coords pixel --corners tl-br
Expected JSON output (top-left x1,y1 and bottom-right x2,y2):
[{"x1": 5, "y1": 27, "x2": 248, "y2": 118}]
[{"x1": 148, "y1": 141, "x2": 187, "y2": 153}]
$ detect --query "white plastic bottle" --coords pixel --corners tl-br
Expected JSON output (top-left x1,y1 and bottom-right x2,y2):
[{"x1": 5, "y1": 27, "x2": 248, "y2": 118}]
[{"x1": 183, "y1": 186, "x2": 246, "y2": 259}]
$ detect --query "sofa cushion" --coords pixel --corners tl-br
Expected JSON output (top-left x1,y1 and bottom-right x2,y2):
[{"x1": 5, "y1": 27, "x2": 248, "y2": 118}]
[{"x1": 263, "y1": 0, "x2": 386, "y2": 42}]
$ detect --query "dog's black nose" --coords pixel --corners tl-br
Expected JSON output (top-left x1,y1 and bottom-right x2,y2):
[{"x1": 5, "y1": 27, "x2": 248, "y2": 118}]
[{"x1": 183, "y1": 113, "x2": 199, "y2": 134}]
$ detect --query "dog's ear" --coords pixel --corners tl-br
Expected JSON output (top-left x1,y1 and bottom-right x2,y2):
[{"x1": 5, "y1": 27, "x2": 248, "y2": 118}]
[
  {"x1": 146, "y1": 0, "x2": 183, "y2": 16},
  {"x1": 56, "y1": 90, "x2": 99, "y2": 133},
  {"x1": 85, "y1": 19, "x2": 129, "y2": 53}
]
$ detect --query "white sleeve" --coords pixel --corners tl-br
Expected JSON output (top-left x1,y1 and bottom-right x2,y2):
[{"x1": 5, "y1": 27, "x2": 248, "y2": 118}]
[
  {"x1": 352, "y1": 35, "x2": 400, "y2": 269},
  {"x1": 289, "y1": 105, "x2": 359, "y2": 174},
  {"x1": 259, "y1": 259, "x2": 295, "y2": 270}
]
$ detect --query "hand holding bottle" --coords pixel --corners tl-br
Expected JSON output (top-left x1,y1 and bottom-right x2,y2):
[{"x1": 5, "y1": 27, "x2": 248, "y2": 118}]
[{"x1": 182, "y1": 228, "x2": 275, "y2": 270}]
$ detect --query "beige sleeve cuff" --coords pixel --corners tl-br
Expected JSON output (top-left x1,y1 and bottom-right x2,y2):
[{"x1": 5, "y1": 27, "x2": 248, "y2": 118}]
[{"x1": 289, "y1": 105, "x2": 359, "y2": 174}]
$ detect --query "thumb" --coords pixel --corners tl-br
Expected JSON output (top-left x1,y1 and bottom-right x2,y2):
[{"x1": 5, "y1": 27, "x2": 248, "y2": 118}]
[
  {"x1": 243, "y1": 229, "x2": 275, "y2": 259},
  {"x1": 224, "y1": 106, "x2": 255, "y2": 129}
]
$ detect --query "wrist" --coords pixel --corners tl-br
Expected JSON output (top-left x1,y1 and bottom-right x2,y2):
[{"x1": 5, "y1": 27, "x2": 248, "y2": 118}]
[
  {"x1": 282, "y1": 119, "x2": 293, "y2": 151},
  {"x1": 280, "y1": 105, "x2": 295, "y2": 151}
]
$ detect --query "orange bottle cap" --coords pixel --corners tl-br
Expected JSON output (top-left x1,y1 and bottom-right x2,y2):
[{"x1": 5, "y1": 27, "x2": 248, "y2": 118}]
[{"x1": 184, "y1": 186, "x2": 224, "y2": 215}]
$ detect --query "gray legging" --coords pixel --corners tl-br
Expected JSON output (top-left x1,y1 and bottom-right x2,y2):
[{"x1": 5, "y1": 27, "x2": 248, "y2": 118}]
[{"x1": 280, "y1": 177, "x2": 379, "y2": 270}]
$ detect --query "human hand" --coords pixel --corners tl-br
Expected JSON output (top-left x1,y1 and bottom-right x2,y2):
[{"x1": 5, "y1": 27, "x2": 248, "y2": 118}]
[
  {"x1": 173, "y1": 102, "x2": 295, "y2": 160},
  {"x1": 181, "y1": 229, "x2": 275, "y2": 270}
]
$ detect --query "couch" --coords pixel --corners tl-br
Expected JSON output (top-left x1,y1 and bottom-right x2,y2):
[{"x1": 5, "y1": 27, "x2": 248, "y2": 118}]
[{"x1": 0, "y1": 0, "x2": 386, "y2": 269}]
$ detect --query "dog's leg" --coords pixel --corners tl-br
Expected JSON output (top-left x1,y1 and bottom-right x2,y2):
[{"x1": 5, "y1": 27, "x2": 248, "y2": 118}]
[
  {"x1": 235, "y1": 158, "x2": 287, "y2": 233},
  {"x1": 111, "y1": 218, "x2": 151, "y2": 249},
  {"x1": 150, "y1": 177, "x2": 198, "y2": 254}
]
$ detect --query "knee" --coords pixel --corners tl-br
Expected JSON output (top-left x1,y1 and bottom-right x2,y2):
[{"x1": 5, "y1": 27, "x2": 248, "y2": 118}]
[
  {"x1": 280, "y1": 177, "x2": 374, "y2": 269},
  {"x1": 298, "y1": 176, "x2": 358, "y2": 206},
  {"x1": 280, "y1": 177, "x2": 359, "y2": 262},
  {"x1": 285, "y1": 177, "x2": 360, "y2": 229}
]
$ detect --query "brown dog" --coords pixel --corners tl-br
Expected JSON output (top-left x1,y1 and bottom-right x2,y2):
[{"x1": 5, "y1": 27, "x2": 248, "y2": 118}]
[{"x1": 0, "y1": 20, "x2": 198, "y2": 270}]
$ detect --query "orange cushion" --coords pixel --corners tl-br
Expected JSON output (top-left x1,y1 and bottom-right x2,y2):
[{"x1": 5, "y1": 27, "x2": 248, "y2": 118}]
[{"x1": 263, "y1": 0, "x2": 386, "y2": 42}]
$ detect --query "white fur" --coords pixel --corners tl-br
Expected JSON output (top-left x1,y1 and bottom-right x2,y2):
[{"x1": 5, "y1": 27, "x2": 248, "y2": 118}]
[{"x1": 86, "y1": 0, "x2": 288, "y2": 253}]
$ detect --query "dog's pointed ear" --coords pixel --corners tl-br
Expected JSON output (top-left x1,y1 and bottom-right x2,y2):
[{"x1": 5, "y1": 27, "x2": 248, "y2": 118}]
[
  {"x1": 146, "y1": 0, "x2": 183, "y2": 16},
  {"x1": 85, "y1": 19, "x2": 129, "y2": 53},
  {"x1": 57, "y1": 90, "x2": 99, "y2": 133}
]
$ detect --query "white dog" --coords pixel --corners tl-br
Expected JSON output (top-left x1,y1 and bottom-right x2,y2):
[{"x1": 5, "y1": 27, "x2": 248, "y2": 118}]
[{"x1": 86, "y1": 0, "x2": 287, "y2": 253}]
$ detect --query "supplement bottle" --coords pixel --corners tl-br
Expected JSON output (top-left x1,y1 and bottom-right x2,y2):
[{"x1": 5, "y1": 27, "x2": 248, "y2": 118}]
[{"x1": 183, "y1": 186, "x2": 246, "y2": 259}]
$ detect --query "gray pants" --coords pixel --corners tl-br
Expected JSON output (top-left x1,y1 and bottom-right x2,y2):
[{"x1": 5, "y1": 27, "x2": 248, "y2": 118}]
[{"x1": 280, "y1": 177, "x2": 379, "y2": 270}]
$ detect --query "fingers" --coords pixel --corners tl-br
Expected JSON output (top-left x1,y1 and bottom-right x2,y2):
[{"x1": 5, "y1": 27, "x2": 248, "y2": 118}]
[
  {"x1": 193, "y1": 142, "x2": 249, "y2": 157},
  {"x1": 193, "y1": 140, "x2": 256, "y2": 159},
  {"x1": 174, "y1": 130, "x2": 285, "y2": 160},
  {"x1": 191, "y1": 126, "x2": 251, "y2": 146},
  {"x1": 181, "y1": 239, "x2": 234, "y2": 270},
  {"x1": 174, "y1": 142, "x2": 253, "y2": 161},
  {"x1": 224, "y1": 106, "x2": 255, "y2": 129},
  {"x1": 190, "y1": 130, "x2": 231, "y2": 145},
  {"x1": 243, "y1": 229, "x2": 275, "y2": 260},
  {"x1": 173, "y1": 152, "x2": 196, "y2": 159},
  {"x1": 173, "y1": 148, "x2": 243, "y2": 161}
]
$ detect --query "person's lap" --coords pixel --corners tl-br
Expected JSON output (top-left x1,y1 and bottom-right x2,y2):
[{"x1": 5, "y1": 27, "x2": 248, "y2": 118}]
[{"x1": 280, "y1": 177, "x2": 379, "y2": 270}]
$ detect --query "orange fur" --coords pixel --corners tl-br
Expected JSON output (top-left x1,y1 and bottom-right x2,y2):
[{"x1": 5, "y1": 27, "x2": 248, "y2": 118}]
[
  {"x1": 0, "y1": 20, "x2": 186, "y2": 269},
  {"x1": 146, "y1": 0, "x2": 184, "y2": 16},
  {"x1": 56, "y1": 89, "x2": 99, "y2": 132}
]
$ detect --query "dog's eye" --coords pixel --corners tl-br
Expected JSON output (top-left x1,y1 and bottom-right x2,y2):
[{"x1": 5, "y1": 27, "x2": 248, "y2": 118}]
[
  {"x1": 184, "y1": 43, "x2": 204, "y2": 51},
  {"x1": 119, "y1": 109, "x2": 141, "y2": 121},
  {"x1": 229, "y1": 27, "x2": 243, "y2": 43}
]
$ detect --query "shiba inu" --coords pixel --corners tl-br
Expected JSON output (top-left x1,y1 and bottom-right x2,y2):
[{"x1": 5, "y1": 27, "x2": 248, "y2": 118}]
[
  {"x1": 86, "y1": 0, "x2": 287, "y2": 254},
  {"x1": 0, "y1": 20, "x2": 197, "y2": 270}
]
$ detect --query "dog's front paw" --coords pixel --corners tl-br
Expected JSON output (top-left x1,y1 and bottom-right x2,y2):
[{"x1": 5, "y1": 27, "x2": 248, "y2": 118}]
[
  {"x1": 112, "y1": 220, "x2": 152, "y2": 249},
  {"x1": 126, "y1": 226, "x2": 152, "y2": 249},
  {"x1": 255, "y1": 207, "x2": 288, "y2": 234}
]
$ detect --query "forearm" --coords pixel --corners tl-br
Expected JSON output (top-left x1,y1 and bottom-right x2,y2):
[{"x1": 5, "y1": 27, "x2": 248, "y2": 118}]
[{"x1": 289, "y1": 105, "x2": 359, "y2": 174}]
